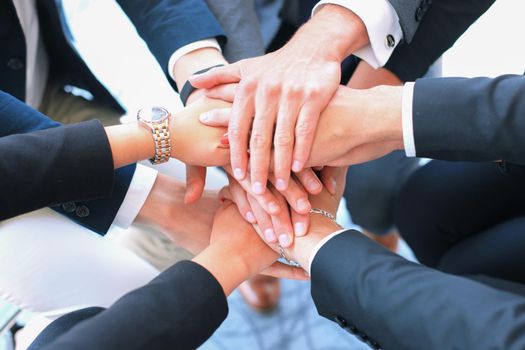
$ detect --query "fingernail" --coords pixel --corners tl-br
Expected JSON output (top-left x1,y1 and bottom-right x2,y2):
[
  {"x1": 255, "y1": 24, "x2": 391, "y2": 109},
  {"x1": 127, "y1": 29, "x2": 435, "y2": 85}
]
[
  {"x1": 296, "y1": 198, "x2": 310, "y2": 213},
  {"x1": 268, "y1": 201, "x2": 280, "y2": 214},
  {"x1": 294, "y1": 222, "x2": 306, "y2": 236},
  {"x1": 220, "y1": 133, "x2": 229, "y2": 146},
  {"x1": 279, "y1": 234, "x2": 291, "y2": 247},
  {"x1": 308, "y1": 179, "x2": 321, "y2": 192},
  {"x1": 252, "y1": 181, "x2": 265, "y2": 194},
  {"x1": 199, "y1": 113, "x2": 208, "y2": 122},
  {"x1": 275, "y1": 178, "x2": 287, "y2": 191},
  {"x1": 246, "y1": 211, "x2": 256, "y2": 223},
  {"x1": 264, "y1": 229, "x2": 276, "y2": 242},
  {"x1": 233, "y1": 168, "x2": 244, "y2": 180},
  {"x1": 292, "y1": 160, "x2": 302, "y2": 172}
]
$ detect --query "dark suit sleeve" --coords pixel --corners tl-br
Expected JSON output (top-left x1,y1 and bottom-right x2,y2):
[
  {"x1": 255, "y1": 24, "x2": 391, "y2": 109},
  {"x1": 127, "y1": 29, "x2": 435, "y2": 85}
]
[
  {"x1": 0, "y1": 91, "x2": 135, "y2": 233},
  {"x1": 388, "y1": 0, "x2": 431, "y2": 43},
  {"x1": 0, "y1": 119, "x2": 115, "y2": 220},
  {"x1": 31, "y1": 261, "x2": 228, "y2": 350},
  {"x1": 411, "y1": 75, "x2": 525, "y2": 163},
  {"x1": 116, "y1": 0, "x2": 226, "y2": 84},
  {"x1": 386, "y1": 0, "x2": 495, "y2": 81},
  {"x1": 311, "y1": 230, "x2": 525, "y2": 350}
]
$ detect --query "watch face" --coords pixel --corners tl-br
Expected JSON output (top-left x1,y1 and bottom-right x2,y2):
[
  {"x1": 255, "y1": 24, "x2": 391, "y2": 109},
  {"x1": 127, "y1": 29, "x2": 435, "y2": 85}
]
[{"x1": 137, "y1": 106, "x2": 169, "y2": 123}]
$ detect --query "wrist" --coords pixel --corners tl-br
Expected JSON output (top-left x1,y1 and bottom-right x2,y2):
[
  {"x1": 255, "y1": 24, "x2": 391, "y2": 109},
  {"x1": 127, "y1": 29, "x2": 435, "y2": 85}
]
[
  {"x1": 173, "y1": 48, "x2": 227, "y2": 91},
  {"x1": 192, "y1": 244, "x2": 250, "y2": 296},
  {"x1": 105, "y1": 123, "x2": 155, "y2": 169},
  {"x1": 300, "y1": 4, "x2": 369, "y2": 62},
  {"x1": 286, "y1": 214, "x2": 341, "y2": 268},
  {"x1": 338, "y1": 85, "x2": 403, "y2": 149},
  {"x1": 371, "y1": 85, "x2": 404, "y2": 147}
]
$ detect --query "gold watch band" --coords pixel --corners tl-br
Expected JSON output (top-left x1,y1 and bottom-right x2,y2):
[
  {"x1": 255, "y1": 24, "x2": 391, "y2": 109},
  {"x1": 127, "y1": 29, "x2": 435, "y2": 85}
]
[{"x1": 150, "y1": 119, "x2": 171, "y2": 164}]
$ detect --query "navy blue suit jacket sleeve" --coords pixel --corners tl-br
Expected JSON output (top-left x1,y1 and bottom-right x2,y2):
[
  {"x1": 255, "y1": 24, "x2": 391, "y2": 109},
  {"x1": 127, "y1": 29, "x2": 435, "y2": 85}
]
[
  {"x1": 0, "y1": 91, "x2": 135, "y2": 233},
  {"x1": 311, "y1": 230, "x2": 525, "y2": 350},
  {"x1": 116, "y1": 0, "x2": 226, "y2": 87},
  {"x1": 29, "y1": 261, "x2": 228, "y2": 350},
  {"x1": 411, "y1": 75, "x2": 525, "y2": 163},
  {"x1": 386, "y1": 0, "x2": 495, "y2": 81}
]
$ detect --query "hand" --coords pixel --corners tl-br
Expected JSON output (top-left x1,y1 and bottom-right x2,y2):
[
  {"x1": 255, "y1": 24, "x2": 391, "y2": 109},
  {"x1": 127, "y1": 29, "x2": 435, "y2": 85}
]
[
  {"x1": 197, "y1": 85, "x2": 404, "y2": 169},
  {"x1": 192, "y1": 200, "x2": 308, "y2": 295},
  {"x1": 250, "y1": 167, "x2": 348, "y2": 270},
  {"x1": 190, "y1": 5, "x2": 368, "y2": 194},
  {"x1": 134, "y1": 174, "x2": 219, "y2": 255},
  {"x1": 172, "y1": 47, "x2": 228, "y2": 203},
  {"x1": 169, "y1": 97, "x2": 231, "y2": 167},
  {"x1": 226, "y1": 173, "x2": 311, "y2": 248}
]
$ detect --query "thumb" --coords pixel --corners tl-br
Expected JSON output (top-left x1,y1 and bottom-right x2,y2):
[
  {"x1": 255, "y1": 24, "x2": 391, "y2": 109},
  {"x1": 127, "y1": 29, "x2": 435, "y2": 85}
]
[{"x1": 189, "y1": 63, "x2": 242, "y2": 89}]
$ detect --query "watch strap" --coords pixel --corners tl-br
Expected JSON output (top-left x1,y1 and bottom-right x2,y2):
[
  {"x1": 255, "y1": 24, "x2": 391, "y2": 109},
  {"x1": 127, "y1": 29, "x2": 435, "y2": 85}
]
[
  {"x1": 179, "y1": 64, "x2": 225, "y2": 106},
  {"x1": 150, "y1": 118, "x2": 171, "y2": 164}
]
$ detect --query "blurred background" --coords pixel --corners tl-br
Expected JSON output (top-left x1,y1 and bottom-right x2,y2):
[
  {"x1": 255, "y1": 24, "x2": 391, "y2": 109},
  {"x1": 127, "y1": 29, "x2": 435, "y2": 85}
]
[{"x1": 2, "y1": 0, "x2": 525, "y2": 349}]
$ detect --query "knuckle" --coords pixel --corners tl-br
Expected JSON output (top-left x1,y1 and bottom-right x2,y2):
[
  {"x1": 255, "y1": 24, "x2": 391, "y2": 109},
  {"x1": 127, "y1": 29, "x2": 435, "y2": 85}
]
[
  {"x1": 305, "y1": 85, "x2": 322, "y2": 98},
  {"x1": 283, "y1": 84, "x2": 303, "y2": 98},
  {"x1": 240, "y1": 77, "x2": 257, "y2": 91},
  {"x1": 296, "y1": 121, "x2": 315, "y2": 136},
  {"x1": 261, "y1": 81, "x2": 281, "y2": 96},
  {"x1": 250, "y1": 130, "x2": 271, "y2": 149},
  {"x1": 228, "y1": 123, "x2": 244, "y2": 140},
  {"x1": 274, "y1": 131, "x2": 293, "y2": 147}
]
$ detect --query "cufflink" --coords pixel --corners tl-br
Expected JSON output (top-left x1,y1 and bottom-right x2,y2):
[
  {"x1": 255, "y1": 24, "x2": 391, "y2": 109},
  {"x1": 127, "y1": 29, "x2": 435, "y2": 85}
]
[{"x1": 385, "y1": 35, "x2": 396, "y2": 48}]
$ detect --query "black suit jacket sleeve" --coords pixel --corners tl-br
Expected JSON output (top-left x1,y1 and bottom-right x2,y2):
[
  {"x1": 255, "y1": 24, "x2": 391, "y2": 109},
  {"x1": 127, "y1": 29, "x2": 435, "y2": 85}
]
[
  {"x1": 0, "y1": 90, "x2": 135, "y2": 233},
  {"x1": 116, "y1": 0, "x2": 226, "y2": 84},
  {"x1": 386, "y1": 0, "x2": 495, "y2": 81},
  {"x1": 311, "y1": 230, "x2": 525, "y2": 350},
  {"x1": 30, "y1": 261, "x2": 228, "y2": 350},
  {"x1": 0, "y1": 118, "x2": 115, "y2": 221},
  {"x1": 412, "y1": 75, "x2": 525, "y2": 163}
]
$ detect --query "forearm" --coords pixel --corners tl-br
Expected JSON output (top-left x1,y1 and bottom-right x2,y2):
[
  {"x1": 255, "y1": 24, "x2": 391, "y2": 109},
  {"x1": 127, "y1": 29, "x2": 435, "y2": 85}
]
[
  {"x1": 295, "y1": 4, "x2": 369, "y2": 62},
  {"x1": 307, "y1": 85, "x2": 404, "y2": 167},
  {"x1": 105, "y1": 97, "x2": 231, "y2": 170},
  {"x1": 192, "y1": 245, "x2": 249, "y2": 296},
  {"x1": 105, "y1": 123, "x2": 155, "y2": 169}
]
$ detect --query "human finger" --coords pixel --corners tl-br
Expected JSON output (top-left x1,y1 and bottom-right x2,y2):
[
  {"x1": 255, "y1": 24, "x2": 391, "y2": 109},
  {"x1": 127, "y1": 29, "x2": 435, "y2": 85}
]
[{"x1": 184, "y1": 165, "x2": 206, "y2": 204}]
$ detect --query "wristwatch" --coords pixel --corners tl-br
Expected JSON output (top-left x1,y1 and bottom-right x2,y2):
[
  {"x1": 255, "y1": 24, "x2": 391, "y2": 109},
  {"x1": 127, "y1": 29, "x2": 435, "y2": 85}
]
[{"x1": 137, "y1": 106, "x2": 172, "y2": 164}]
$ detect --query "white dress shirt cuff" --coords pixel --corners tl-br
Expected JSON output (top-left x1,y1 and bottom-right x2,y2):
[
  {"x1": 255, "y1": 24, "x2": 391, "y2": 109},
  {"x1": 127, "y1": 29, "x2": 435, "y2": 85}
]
[
  {"x1": 113, "y1": 164, "x2": 158, "y2": 229},
  {"x1": 167, "y1": 39, "x2": 222, "y2": 81},
  {"x1": 308, "y1": 228, "x2": 348, "y2": 274},
  {"x1": 312, "y1": 0, "x2": 402, "y2": 68},
  {"x1": 402, "y1": 82, "x2": 416, "y2": 157}
]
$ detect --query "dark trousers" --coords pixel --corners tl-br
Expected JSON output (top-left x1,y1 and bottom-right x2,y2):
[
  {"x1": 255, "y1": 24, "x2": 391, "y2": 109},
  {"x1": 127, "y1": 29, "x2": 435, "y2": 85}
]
[{"x1": 394, "y1": 160, "x2": 525, "y2": 284}]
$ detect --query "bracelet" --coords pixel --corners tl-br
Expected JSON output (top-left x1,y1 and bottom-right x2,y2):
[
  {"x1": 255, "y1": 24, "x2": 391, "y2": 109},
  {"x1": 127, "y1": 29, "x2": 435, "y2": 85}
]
[
  {"x1": 278, "y1": 245, "x2": 301, "y2": 268},
  {"x1": 179, "y1": 64, "x2": 225, "y2": 106},
  {"x1": 310, "y1": 208, "x2": 337, "y2": 222},
  {"x1": 277, "y1": 208, "x2": 337, "y2": 268}
]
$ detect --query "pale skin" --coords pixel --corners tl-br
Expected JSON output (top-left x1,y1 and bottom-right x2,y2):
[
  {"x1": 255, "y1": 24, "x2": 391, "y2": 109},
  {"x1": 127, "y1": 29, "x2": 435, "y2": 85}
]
[
  {"x1": 215, "y1": 166, "x2": 349, "y2": 287},
  {"x1": 190, "y1": 4, "x2": 370, "y2": 195},
  {"x1": 191, "y1": 167, "x2": 349, "y2": 296},
  {"x1": 170, "y1": 47, "x2": 323, "y2": 247},
  {"x1": 192, "y1": 202, "x2": 309, "y2": 296},
  {"x1": 104, "y1": 79, "x2": 403, "y2": 250},
  {"x1": 197, "y1": 81, "x2": 404, "y2": 246},
  {"x1": 102, "y1": 101, "x2": 312, "y2": 279}
]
